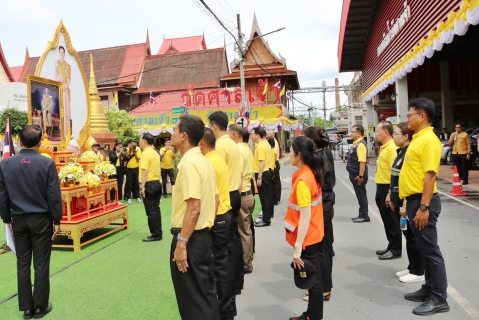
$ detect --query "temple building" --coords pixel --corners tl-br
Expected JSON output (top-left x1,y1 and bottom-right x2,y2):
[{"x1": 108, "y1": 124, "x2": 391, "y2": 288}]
[{"x1": 338, "y1": 0, "x2": 479, "y2": 147}]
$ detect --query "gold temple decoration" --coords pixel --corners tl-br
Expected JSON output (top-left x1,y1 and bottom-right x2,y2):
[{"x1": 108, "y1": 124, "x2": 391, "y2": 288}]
[{"x1": 88, "y1": 55, "x2": 110, "y2": 134}]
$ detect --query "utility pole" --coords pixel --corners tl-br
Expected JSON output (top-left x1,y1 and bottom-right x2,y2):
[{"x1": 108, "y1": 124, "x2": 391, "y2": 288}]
[
  {"x1": 237, "y1": 14, "x2": 247, "y2": 117},
  {"x1": 322, "y1": 80, "x2": 327, "y2": 128},
  {"x1": 309, "y1": 102, "x2": 314, "y2": 126}
]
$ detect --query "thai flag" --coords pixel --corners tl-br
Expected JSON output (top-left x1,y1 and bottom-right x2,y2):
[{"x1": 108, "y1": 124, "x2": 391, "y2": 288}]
[
  {"x1": 286, "y1": 90, "x2": 292, "y2": 100},
  {"x1": 2, "y1": 116, "x2": 14, "y2": 159},
  {"x1": 273, "y1": 80, "x2": 281, "y2": 89},
  {"x1": 150, "y1": 91, "x2": 156, "y2": 105}
]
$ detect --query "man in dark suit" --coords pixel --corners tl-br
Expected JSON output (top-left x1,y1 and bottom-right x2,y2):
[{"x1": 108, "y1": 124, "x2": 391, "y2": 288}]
[
  {"x1": 106, "y1": 141, "x2": 127, "y2": 201},
  {"x1": 0, "y1": 125, "x2": 62, "y2": 319},
  {"x1": 439, "y1": 127, "x2": 450, "y2": 141}
]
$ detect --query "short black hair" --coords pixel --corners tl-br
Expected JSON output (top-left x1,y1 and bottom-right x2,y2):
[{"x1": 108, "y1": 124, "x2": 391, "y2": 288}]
[
  {"x1": 266, "y1": 136, "x2": 275, "y2": 148},
  {"x1": 228, "y1": 124, "x2": 243, "y2": 135},
  {"x1": 379, "y1": 121, "x2": 393, "y2": 136},
  {"x1": 142, "y1": 133, "x2": 154, "y2": 145},
  {"x1": 208, "y1": 111, "x2": 228, "y2": 131},
  {"x1": 352, "y1": 125, "x2": 364, "y2": 136},
  {"x1": 114, "y1": 141, "x2": 123, "y2": 148},
  {"x1": 253, "y1": 127, "x2": 266, "y2": 138},
  {"x1": 202, "y1": 128, "x2": 216, "y2": 148},
  {"x1": 178, "y1": 115, "x2": 205, "y2": 146},
  {"x1": 455, "y1": 123, "x2": 462, "y2": 128},
  {"x1": 408, "y1": 97, "x2": 435, "y2": 123},
  {"x1": 241, "y1": 128, "x2": 249, "y2": 143},
  {"x1": 20, "y1": 125, "x2": 42, "y2": 148}
]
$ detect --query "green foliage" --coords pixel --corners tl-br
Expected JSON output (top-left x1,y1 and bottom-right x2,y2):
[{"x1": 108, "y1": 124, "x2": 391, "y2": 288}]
[
  {"x1": 104, "y1": 107, "x2": 141, "y2": 143},
  {"x1": 314, "y1": 118, "x2": 334, "y2": 129},
  {"x1": 0, "y1": 107, "x2": 28, "y2": 136}
]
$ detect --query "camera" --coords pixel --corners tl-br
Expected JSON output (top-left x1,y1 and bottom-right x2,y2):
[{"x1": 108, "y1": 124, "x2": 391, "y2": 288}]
[
  {"x1": 123, "y1": 147, "x2": 127, "y2": 152},
  {"x1": 132, "y1": 145, "x2": 137, "y2": 149}
]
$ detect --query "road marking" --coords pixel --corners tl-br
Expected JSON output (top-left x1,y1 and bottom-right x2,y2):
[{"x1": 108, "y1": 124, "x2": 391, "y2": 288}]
[
  {"x1": 281, "y1": 177, "x2": 292, "y2": 184},
  {"x1": 437, "y1": 190, "x2": 479, "y2": 211},
  {"x1": 337, "y1": 176, "x2": 479, "y2": 319}
]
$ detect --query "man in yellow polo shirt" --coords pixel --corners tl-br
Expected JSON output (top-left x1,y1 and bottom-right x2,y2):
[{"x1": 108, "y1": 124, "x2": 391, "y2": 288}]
[
  {"x1": 251, "y1": 127, "x2": 273, "y2": 227},
  {"x1": 208, "y1": 111, "x2": 244, "y2": 296},
  {"x1": 160, "y1": 138, "x2": 176, "y2": 198},
  {"x1": 199, "y1": 127, "x2": 236, "y2": 320},
  {"x1": 374, "y1": 121, "x2": 402, "y2": 260},
  {"x1": 399, "y1": 98, "x2": 449, "y2": 316},
  {"x1": 125, "y1": 140, "x2": 142, "y2": 205},
  {"x1": 449, "y1": 123, "x2": 471, "y2": 185},
  {"x1": 229, "y1": 124, "x2": 255, "y2": 273},
  {"x1": 139, "y1": 133, "x2": 162, "y2": 242},
  {"x1": 347, "y1": 125, "x2": 369, "y2": 222},
  {"x1": 267, "y1": 130, "x2": 281, "y2": 205},
  {"x1": 169, "y1": 115, "x2": 220, "y2": 319}
]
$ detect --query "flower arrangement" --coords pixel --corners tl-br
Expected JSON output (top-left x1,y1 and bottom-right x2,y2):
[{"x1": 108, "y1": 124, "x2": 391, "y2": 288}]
[
  {"x1": 94, "y1": 161, "x2": 116, "y2": 178},
  {"x1": 58, "y1": 162, "x2": 84, "y2": 184},
  {"x1": 80, "y1": 172, "x2": 101, "y2": 188},
  {"x1": 79, "y1": 151, "x2": 101, "y2": 162}
]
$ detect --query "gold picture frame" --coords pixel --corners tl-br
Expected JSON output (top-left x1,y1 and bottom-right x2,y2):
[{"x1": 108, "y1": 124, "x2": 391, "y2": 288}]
[{"x1": 27, "y1": 75, "x2": 66, "y2": 146}]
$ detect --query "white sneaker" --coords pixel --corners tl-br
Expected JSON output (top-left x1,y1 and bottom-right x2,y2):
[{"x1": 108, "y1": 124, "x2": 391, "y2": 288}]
[
  {"x1": 399, "y1": 273, "x2": 425, "y2": 283},
  {"x1": 136, "y1": 198, "x2": 142, "y2": 203},
  {"x1": 127, "y1": 199, "x2": 131, "y2": 205},
  {"x1": 396, "y1": 269, "x2": 409, "y2": 278},
  {"x1": 255, "y1": 211, "x2": 263, "y2": 223}
]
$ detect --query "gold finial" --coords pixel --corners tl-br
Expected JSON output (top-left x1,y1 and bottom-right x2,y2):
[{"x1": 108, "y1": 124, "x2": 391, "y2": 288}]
[{"x1": 88, "y1": 54, "x2": 110, "y2": 134}]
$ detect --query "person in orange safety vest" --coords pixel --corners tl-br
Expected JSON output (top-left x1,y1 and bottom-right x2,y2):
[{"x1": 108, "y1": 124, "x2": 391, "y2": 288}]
[{"x1": 285, "y1": 136, "x2": 325, "y2": 320}]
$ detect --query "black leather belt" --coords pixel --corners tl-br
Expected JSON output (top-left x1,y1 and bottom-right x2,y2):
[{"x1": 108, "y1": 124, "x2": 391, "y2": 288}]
[
  {"x1": 241, "y1": 190, "x2": 252, "y2": 197},
  {"x1": 170, "y1": 228, "x2": 209, "y2": 235},
  {"x1": 406, "y1": 193, "x2": 437, "y2": 201}
]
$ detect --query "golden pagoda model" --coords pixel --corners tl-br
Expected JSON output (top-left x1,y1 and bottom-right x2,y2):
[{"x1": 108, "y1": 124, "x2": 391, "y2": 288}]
[{"x1": 86, "y1": 54, "x2": 118, "y2": 149}]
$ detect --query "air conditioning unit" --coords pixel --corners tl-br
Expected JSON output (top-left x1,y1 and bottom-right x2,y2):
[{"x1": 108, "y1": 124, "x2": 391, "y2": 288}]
[
  {"x1": 453, "y1": 90, "x2": 468, "y2": 100},
  {"x1": 373, "y1": 94, "x2": 392, "y2": 105}
]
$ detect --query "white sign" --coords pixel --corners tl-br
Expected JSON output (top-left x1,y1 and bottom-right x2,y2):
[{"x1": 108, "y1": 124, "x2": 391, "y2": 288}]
[
  {"x1": 0, "y1": 82, "x2": 28, "y2": 112},
  {"x1": 377, "y1": 1, "x2": 411, "y2": 56},
  {"x1": 235, "y1": 116, "x2": 250, "y2": 128}
]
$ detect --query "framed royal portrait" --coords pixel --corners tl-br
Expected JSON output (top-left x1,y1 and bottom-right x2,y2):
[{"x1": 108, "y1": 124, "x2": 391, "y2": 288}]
[{"x1": 27, "y1": 75, "x2": 65, "y2": 146}]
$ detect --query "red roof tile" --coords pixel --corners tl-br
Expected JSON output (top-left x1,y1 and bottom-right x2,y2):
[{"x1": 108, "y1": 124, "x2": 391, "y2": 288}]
[
  {"x1": 130, "y1": 88, "x2": 264, "y2": 115},
  {"x1": 157, "y1": 36, "x2": 206, "y2": 55},
  {"x1": 10, "y1": 66, "x2": 23, "y2": 82},
  {"x1": 135, "y1": 48, "x2": 228, "y2": 94},
  {"x1": 0, "y1": 43, "x2": 15, "y2": 82}
]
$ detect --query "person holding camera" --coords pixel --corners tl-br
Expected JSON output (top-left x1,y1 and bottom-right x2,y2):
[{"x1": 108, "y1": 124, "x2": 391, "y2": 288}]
[
  {"x1": 106, "y1": 141, "x2": 127, "y2": 201},
  {"x1": 124, "y1": 140, "x2": 142, "y2": 205},
  {"x1": 160, "y1": 138, "x2": 176, "y2": 198}
]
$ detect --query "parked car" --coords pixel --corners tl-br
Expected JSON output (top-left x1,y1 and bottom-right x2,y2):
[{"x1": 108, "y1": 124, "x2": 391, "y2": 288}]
[
  {"x1": 441, "y1": 140, "x2": 451, "y2": 164},
  {"x1": 441, "y1": 127, "x2": 479, "y2": 169},
  {"x1": 339, "y1": 137, "x2": 352, "y2": 160}
]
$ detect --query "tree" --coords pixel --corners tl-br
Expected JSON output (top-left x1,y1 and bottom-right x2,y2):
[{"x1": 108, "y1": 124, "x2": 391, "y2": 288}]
[
  {"x1": 0, "y1": 107, "x2": 28, "y2": 136},
  {"x1": 104, "y1": 107, "x2": 141, "y2": 143},
  {"x1": 314, "y1": 118, "x2": 334, "y2": 129}
]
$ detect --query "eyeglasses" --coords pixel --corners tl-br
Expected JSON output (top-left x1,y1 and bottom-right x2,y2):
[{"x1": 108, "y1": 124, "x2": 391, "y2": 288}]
[{"x1": 407, "y1": 112, "x2": 423, "y2": 119}]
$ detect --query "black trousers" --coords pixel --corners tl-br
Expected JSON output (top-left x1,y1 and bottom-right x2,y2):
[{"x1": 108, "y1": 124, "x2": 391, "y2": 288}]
[
  {"x1": 250, "y1": 179, "x2": 256, "y2": 253},
  {"x1": 170, "y1": 229, "x2": 219, "y2": 320},
  {"x1": 161, "y1": 168, "x2": 175, "y2": 194},
  {"x1": 394, "y1": 207, "x2": 424, "y2": 276},
  {"x1": 229, "y1": 191, "x2": 244, "y2": 294},
  {"x1": 114, "y1": 166, "x2": 124, "y2": 200},
  {"x1": 349, "y1": 173, "x2": 369, "y2": 219},
  {"x1": 267, "y1": 169, "x2": 276, "y2": 215},
  {"x1": 13, "y1": 213, "x2": 52, "y2": 311},
  {"x1": 211, "y1": 212, "x2": 235, "y2": 319},
  {"x1": 375, "y1": 184, "x2": 402, "y2": 256},
  {"x1": 322, "y1": 220, "x2": 334, "y2": 292},
  {"x1": 273, "y1": 160, "x2": 281, "y2": 204},
  {"x1": 142, "y1": 181, "x2": 162, "y2": 238},
  {"x1": 452, "y1": 153, "x2": 468, "y2": 182},
  {"x1": 125, "y1": 167, "x2": 140, "y2": 200},
  {"x1": 301, "y1": 242, "x2": 324, "y2": 320},
  {"x1": 255, "y1": 171, "x2": 273, "y2": 223},
  {"x1": 406, "y1": 194, "x2": 447, "y2": 301}
]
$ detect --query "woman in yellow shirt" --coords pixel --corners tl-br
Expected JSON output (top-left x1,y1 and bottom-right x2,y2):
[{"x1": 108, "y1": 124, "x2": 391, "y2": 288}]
[{"x1": 286, "y1": 136, "x2": 325, "y2": 320}]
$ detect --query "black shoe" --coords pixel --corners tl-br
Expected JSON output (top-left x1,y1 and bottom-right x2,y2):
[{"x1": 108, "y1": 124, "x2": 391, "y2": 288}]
[
  {"x1": 254, "y1": 221, "x2": 271, "y2": 227},
  {"x1": 289, "y1": 312, "x2": 308, "y2": 320},
  {"x1": 378, "y1": 251, "x2": 401, "y2": 260},
  {"x1": 274, "y1": 202, "x2": 279, "y2": 206},
  {"x1": 163, "y1": 194, "x2": 168, "y2": 198},
  {"x1": 34, "y1": 302, "x2": 52, "y2": 319},
  {"x1": 413, "y1": 296, "x2": 450, "y2": 315},
  {"x1": 352, "y1": 217, "x2": 370, "y2": 223},
  {"x1": 463, "y1": 181, "x2": 469, "y2": 185},
  {"x1": 271, "y1": 214, "x2": 274, "y2": 218},
  {"x1": 244, "y1": 269, "x2": 253, "y2": 274},
  {"x1": 376, "y1": 248, "x2": 388, "y2": 255},
  {"x1": 142, "y1": 235, "x2": 162, "y2": 242},
  {"x1": 332, "y1": 248, "x2": 335, "y2": 257},
  {"x1": 24, "y1": 310, "x2": 34, "y2": 320},
  {"x1": 405, "y1": 287, "x2": 431, "y2": 302},
  {"x1": 351, "y1": 216, "x2": 360, "y2": 220}
]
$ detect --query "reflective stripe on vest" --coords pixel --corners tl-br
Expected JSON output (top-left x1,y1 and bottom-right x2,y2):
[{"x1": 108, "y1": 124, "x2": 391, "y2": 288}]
[{"x1": 288, "y1": 197, "x2": 323, "y2": 211}]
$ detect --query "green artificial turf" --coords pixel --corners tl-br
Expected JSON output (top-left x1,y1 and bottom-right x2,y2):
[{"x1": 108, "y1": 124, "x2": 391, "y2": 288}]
[{"x1": 0, "y1": 195, "x2": 261, "y2": 319}]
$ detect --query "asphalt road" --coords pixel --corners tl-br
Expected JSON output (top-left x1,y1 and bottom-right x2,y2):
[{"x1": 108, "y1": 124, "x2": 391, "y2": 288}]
[{"x1": 236, "y1": 161, "x2": 479, "y2": 320}]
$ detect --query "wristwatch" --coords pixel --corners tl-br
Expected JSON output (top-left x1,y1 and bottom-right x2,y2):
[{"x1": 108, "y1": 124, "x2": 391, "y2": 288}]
[
  {"x1": 419, "y1": 204, "x2": 430, "y2": 211},
  {"x1": 358, "y1": 175, "x2": 363, "y2": 178},
  {"x1": 177, "y1": 234, "x2": 189, "y2": 242}
]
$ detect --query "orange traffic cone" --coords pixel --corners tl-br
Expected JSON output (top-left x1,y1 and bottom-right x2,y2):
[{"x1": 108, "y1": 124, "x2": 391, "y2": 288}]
[{"x1": 449, "y1": 165, "x2": 468, "y2": 196}]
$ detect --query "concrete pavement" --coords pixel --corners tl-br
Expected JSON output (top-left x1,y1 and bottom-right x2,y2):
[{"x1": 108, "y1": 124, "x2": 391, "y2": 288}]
[{"x1": 236, "y1": 161, "x2": 479, "y2": 319}]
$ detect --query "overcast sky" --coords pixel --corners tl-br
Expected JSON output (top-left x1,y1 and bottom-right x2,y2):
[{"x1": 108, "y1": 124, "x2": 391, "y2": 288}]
[{"x1": 0, "y1": 0, "x2": 353, "y2": 116}]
